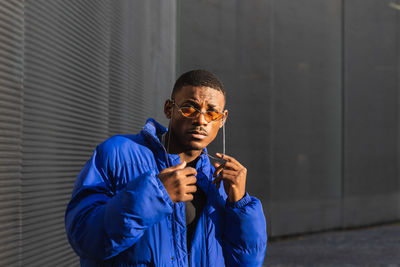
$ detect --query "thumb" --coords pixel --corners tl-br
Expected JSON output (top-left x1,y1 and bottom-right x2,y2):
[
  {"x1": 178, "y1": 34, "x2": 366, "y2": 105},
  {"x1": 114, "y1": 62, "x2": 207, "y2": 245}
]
[
  {"x1": 159, "y1": 161, "x2": 186, "y2": 175},
  {"x1": 213, "y1": 162, "x2": 221, "y2": 168},
  {"x1": 171, "y1": 160, "x2": 187, "y2": 170}
]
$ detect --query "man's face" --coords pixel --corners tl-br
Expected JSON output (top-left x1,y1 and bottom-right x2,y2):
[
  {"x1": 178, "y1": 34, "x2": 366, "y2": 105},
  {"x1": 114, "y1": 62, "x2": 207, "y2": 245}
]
[{"x1": 165, "y1": 86, "x2": 228, "y2": 152}]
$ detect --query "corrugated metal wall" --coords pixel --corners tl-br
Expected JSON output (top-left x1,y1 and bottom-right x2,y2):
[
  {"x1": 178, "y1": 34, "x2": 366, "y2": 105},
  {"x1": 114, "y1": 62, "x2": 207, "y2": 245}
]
[
  {"x1": 22, "y1": 1, "x2": 112, "y2": 265},
  {"x1": 0, "y1": 1, "x2": 23, "y2": 265},
  {"x1": 0, "y1": 0, "x2": 176, "y2": 265},
  {"x1": 179, "y1": 0, "x2": 400, "y2": 237}
]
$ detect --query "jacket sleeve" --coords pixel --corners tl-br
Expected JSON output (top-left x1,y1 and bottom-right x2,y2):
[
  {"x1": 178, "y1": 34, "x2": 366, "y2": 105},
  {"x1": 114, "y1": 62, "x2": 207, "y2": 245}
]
[
  {"x1": 65, "y1": 138, "x2": 173, "y2": 260},
  {"x1": 222, "y1": 192, "x2": 267, "y2": 266}
]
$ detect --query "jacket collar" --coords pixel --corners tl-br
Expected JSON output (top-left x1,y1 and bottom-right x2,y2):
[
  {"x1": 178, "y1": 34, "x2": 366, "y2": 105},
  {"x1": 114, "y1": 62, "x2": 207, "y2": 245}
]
[
  {"x1": 142, "y1": 118, "x2": 167, "y2": 142},
  {"x1": 141, "y1": 118, "x2": 212, "y2": 177},
  {"x1": 141, "y1": 119, "x2": 224, "y2": 206}
]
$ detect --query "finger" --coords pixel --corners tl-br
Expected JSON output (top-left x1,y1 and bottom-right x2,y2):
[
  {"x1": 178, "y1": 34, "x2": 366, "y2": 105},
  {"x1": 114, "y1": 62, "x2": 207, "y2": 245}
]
[
  {"x1": 216, "y1": 177, "x2": 223, "y2": 189},
  {"x1": 216, "y1": 153, "x2": 241, "y2": 166},
  {"x1": 212, "y1": 176, "x2": 220, "y2": 184},
  {"x1": 175, "y1": 161, "x2": 187, "y2": 169},
  {"x1": 185, "y1": 184, "x2": 197, "y2": 193},
  {"x1": 213, "y1": 162, "x2": 241, "y2": 177},
  {"x1": 218, "y1": 169, "x2": 238, "y2": 177},
  {"x1": 183, "y1": 193, "x2": 194, "y2": 202},
  {"x1": 212, "y1": 176, "x2": 223, "y2": 189},
  {"x1": 216, "y1": 176, "x2": 235, "y2": 185},
  {"x1": 213, "y1": 162, "x2": 221, "y2": 168},
  {"x1": 160, "y1": 161, "x2": 187, "y2": 174},
  {"x1": 185, "y1": 176, "x2": 197, "y2": 185},
  {"x1": 213, "y1": 162, "x2": 222, "y2": 171},
  {"x1": 219, "y1": 161, "x2": 239, "y2": 171},
  {"x1": 217, "y1": 172, "x2": 239, "y2": 184},
  {"x1": 180, "y1": 166, "x2": 197, "y2": 176},
  {"x1": 213, "y1": 162, "x2": 226, "y2": 177}
]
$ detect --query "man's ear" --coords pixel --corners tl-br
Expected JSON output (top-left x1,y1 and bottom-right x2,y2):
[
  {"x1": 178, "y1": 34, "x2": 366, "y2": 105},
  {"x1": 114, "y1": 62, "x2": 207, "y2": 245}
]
[
  {"x1": 164, "y1": 99, "x2": 173, "y2": 119},
  {"x1": 220, "y1": 110, "x2": 228, "y2": 128}
]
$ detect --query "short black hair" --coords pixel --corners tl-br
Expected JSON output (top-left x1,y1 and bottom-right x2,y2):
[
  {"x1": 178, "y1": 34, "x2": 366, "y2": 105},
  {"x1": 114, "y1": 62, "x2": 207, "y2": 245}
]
[{"x1": 171, "y1": 69, "x2": 225, "y2": 98}]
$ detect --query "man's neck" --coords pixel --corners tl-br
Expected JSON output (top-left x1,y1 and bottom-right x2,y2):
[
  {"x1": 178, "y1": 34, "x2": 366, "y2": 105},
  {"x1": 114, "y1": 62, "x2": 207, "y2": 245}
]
[
  {"x1": 179, "y1": 150, "x2": 202, "y2": 165},
  {"x1": 164, "y1": 131, "x2": 203, "y2": 164}
]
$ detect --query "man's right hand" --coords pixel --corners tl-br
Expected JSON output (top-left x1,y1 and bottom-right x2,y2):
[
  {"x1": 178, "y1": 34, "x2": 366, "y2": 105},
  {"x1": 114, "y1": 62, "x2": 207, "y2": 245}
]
[{"x1": 157, "y1": 161, "x2": 197, "y2": 203}]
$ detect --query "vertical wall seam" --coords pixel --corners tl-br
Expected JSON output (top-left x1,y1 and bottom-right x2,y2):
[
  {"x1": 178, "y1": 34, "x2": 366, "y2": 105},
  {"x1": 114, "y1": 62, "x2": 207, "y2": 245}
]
[
  {"x1": 397, "y1": 0, "x2": 400, "y2": 220},
  {"x1": 175, "y1": 0, "x2": 180, "y2": 77},
  {"x1": 340, "y1": 0, "x2": 346, "y2": 229},
  {"x1": 268, "y1": 0, "x2": 275, "y2": 236}
]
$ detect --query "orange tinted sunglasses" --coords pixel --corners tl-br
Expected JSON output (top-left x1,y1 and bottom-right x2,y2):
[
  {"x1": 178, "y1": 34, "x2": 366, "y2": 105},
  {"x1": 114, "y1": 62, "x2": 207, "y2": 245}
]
[{"x1": 173, "y1": 101, "x2": 224, "y2": 123}]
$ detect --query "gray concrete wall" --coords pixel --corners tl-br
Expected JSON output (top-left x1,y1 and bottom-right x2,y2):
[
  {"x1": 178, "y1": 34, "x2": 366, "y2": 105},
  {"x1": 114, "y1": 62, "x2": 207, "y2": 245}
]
[
  {"x1": 179, "y1": 0, "x2": 400, "y2": 237},
  {"x1": 343, "y1": 0, "x2": 400, "y2": 227}
]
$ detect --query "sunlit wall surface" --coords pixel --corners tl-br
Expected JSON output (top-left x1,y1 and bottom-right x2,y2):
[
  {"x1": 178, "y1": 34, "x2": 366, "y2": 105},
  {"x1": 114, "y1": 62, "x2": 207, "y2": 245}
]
[
  {"x1": 0, "y1": 0, "x2": 176, "y2": 266},
  {"x1": 179, "y1": 0, "x2": 400, "y2": 237}
]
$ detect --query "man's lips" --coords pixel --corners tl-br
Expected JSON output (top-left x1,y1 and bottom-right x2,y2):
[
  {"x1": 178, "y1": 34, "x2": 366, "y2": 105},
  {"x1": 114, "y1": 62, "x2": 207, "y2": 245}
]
[{"x1": 187, "y1": 130, "x2": 208, "y2": 139}]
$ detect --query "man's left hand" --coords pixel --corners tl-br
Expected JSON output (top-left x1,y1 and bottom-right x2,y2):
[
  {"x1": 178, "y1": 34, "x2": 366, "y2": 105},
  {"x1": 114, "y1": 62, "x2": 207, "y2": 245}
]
[{"x1": 212, "y1": 153, "x2": 246, "y2": 202}]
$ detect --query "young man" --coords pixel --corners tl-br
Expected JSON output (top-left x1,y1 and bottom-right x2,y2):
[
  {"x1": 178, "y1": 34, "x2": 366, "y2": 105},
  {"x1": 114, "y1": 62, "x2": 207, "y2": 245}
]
[{"x1": 65, "y1": 70, "x2": 267, "y2": 266}]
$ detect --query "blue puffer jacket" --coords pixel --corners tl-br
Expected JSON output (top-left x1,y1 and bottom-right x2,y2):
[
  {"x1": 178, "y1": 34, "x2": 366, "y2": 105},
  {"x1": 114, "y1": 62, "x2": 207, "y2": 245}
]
[{"x1": 65, "y1": 118, "x2": 267, "y2": 266}]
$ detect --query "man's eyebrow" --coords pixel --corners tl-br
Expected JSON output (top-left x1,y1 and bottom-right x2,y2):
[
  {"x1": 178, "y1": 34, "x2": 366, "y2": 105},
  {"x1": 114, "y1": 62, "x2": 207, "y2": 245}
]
[
  {"x1": 182, "y1": 99, "x2": 219, "y2": 109},
  {"x1": 182, "y1": 99, "x2": 199, "y2": 106}
]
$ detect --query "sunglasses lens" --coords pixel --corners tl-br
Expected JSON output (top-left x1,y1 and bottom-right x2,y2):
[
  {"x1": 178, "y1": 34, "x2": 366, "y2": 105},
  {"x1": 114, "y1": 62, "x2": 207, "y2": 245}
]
[
  {"x1": 207, "y1": 111, "x2": 224, "y2": 121},
  {"x1": 180, "y1": 107, "x2": 197, "y2": 118},
  {"x1": 179, "y1": 105, "x2": 223, "y2": 122}
]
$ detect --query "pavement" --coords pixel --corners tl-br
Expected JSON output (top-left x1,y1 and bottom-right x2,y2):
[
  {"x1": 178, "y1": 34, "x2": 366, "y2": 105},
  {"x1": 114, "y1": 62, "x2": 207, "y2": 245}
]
[{"x1": 264, "y1": 222, "x2": 400, "y2": 266}]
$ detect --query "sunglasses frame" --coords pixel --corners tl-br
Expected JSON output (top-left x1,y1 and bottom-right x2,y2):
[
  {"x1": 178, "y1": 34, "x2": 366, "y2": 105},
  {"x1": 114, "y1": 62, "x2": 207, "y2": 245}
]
[{"x1": 172, "y1": 101, "x2": 224, "y2": 123}]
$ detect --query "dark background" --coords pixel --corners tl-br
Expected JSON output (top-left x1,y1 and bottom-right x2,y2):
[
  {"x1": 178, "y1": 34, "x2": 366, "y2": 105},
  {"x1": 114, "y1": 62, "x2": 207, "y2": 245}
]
[{"x1": 179, "y1": 0, "x2": 400, "y2": 236}]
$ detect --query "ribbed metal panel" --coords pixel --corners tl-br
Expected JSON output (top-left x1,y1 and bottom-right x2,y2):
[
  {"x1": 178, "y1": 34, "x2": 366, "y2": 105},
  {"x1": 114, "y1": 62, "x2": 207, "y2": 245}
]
[
  {"x1": 20, "y1": 0, "x2": 175, "y2": 266},
  {"x1": 0, "y1": 1, "x2": 23, "y2": 266},
  {"x1": 107, "y1": 1, "x2": 148, "y2": 135},
  {"x1": 0, "y1": 0, "x2": 175, "y2": 265},
  {"x1": 22, "y1": 1, "x2": 110, "y2": 266},
  {"x1": 106, "y1": 1, "x2": 177, "y2": 135}
]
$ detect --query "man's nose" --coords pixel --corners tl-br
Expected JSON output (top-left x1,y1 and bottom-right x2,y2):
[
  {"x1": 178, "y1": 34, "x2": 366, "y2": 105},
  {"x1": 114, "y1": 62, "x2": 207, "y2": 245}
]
[{"x1": 194, "y1": 112, "x2": 208, "y2": 125}]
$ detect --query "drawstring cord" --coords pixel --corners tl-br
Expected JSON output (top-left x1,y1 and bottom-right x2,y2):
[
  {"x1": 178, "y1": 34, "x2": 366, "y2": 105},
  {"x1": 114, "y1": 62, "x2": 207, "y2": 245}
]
[{"x1": 222, "y1": 119, "x2": 225, "y2": 155}]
